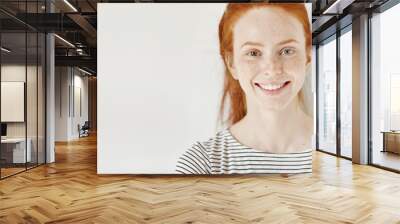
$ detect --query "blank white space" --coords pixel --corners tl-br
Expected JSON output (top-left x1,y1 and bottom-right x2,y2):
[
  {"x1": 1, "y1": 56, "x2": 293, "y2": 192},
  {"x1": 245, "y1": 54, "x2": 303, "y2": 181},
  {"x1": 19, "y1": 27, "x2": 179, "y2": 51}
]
[
  {"x1": 98, "y1": 3, "x2": 226, "y2": 174},
  {"x1": 1, "y1": 82, "x2": 25, "y2": 122}
]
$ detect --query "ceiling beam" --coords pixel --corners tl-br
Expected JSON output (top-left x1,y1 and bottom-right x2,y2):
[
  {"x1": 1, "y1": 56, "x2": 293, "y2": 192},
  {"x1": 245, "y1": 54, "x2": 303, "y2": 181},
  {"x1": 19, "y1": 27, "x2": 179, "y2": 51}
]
[
  {"x1": 55, "y1": 55, "x2": 96, "y2": 69},
  {"x1": 67, "y1": 13, "x2": 97, "y2": 42}
]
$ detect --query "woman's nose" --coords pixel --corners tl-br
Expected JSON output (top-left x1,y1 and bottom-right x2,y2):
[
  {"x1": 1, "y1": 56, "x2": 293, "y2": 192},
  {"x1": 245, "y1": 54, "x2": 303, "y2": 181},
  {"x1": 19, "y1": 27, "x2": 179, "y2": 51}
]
[{"x1": 260, "y1": 56, "x2": 283, "y2": 77}]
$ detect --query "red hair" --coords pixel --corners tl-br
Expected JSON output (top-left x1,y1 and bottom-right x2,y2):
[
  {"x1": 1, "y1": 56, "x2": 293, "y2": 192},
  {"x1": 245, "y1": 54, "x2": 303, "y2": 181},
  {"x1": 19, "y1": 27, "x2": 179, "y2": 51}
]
[{"x1": 218, "y1": 3, "x2": 311, "y2": 125}]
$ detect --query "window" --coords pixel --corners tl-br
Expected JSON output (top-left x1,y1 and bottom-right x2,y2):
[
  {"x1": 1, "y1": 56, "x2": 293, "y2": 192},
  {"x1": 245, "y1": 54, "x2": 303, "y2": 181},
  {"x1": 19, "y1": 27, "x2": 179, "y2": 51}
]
[
  {"x1": 370, "y1": 2, "x2": 400, "y2": 171},
  {"x1": 339, "y1": 28, "x2": 352, "y2": 158},
  {"x1": 318, "y1": 36, "x2": 337, "y2": 154}
]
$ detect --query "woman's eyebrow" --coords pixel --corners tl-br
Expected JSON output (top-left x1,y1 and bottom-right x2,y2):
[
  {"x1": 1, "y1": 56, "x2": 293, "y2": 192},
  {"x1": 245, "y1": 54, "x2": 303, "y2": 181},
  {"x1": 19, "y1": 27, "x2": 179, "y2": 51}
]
[
  {"x1": 240, "y1": 41, "x2": 264, "y2": 48},
  {"x1": 240, "y1": 39, "x2": 299, "y2": 49},
  {"x1": 277, "y1": 39, "x2": 299, "y2": 45}
]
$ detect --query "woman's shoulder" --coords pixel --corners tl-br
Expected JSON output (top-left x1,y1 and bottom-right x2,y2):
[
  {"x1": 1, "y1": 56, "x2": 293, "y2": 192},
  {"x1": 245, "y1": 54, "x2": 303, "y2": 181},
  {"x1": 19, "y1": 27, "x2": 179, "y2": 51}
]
[
  {"x1": 198, "y1": 129, "x2": 231, "y2": 150},
  {"x1": 179, "y1": 130, "x2": 228, "y2": 156},
  {"x1": 175, "y1": 129, "x2": 229, "y2": 174}
]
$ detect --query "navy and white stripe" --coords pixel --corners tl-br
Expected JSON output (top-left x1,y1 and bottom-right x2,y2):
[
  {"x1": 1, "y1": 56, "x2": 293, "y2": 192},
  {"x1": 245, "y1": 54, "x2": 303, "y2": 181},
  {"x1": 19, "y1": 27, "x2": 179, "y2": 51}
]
[{"x1": 176, "y1": 129, "x2": 313, "y2": 174}]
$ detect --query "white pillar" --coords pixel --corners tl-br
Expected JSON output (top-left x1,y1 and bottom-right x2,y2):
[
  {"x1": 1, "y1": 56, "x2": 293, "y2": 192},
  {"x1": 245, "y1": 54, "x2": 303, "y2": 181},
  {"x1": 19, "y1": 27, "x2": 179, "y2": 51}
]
[
  {"x1": 45, "y1": 0, "x2": 56, "y2": 163},
  {"x1": 352, "y1": 14, "x2": 369, "y2": 164},
  {"x1": 46, "y1": 32, "x2": 55, "y2": 163}
]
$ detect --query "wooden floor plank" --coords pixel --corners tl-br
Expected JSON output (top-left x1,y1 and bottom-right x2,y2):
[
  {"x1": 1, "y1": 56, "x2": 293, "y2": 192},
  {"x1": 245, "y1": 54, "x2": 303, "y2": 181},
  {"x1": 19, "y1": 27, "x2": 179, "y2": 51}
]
[{"x1": 1, "y1": 134, "x2": 400, "y2": 223}]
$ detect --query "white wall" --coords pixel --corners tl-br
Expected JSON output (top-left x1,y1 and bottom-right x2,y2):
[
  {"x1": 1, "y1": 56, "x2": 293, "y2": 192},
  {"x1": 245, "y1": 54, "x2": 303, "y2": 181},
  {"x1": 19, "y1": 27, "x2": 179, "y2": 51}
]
[
  {"x1": 55, "y1": 67, "x2": 69, "y2": 141},
  {"x1": 1, "y1": 64, "x2": 25, "y2": 124},
  {"x1": 98, "y1": 4, "x2": 226, "y2": 174},
  {"x1": 1, "y1": 82, "x2": 25, "y2": 122},
  {"x1": 72, "y1": 73, "x2": 89, "y2": 138},
  {"x1": 1, "y1": 65, "x2": 28, "y2": 141},
  {"x1": 55, "y1": 67, "x2": 89, "y2": 141}
]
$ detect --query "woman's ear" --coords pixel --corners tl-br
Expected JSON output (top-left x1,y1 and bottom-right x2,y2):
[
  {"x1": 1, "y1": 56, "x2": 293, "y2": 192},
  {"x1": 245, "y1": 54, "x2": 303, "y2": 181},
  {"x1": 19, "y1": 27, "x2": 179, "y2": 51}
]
[
  {"x1": 225, "y1": 53, "x2": 238, "y2": 80},
  {"x1": 306, "y1": 60, "x2": 311, "y2": 73},
  {"x1": 306, "y1": 49, "x2": 312, "y2": 67}
]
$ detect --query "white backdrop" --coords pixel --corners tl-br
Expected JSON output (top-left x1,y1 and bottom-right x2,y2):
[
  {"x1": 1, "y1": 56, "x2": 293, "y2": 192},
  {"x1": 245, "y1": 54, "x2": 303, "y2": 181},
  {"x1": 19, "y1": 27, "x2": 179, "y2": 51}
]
[
  {"x1": 1, "y1": 82, "x2": 25, "y2": 122},
  {"x1": 97, "y1": 3, "x2": 227, "y2": 174}
]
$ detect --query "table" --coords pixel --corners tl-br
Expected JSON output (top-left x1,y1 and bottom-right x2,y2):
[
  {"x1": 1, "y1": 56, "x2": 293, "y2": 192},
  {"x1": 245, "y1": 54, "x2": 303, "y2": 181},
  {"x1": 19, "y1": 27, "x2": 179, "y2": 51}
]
[
  {"x1": 1, "y1": 138, "x2": 32, "y2": 163},
  {"x1": 381, "y1": 131, "x2": 400, "y2": 154}
]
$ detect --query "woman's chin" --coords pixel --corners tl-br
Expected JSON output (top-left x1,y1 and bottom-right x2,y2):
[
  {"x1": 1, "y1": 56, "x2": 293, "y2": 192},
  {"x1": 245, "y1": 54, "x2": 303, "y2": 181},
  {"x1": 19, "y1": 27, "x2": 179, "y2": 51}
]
[
  {"x1": 259, "y1": 101, "x2": 291, "y2": 111},
  {"x1": 253, "y1": 90, "x2": 297, "y2": 112}
]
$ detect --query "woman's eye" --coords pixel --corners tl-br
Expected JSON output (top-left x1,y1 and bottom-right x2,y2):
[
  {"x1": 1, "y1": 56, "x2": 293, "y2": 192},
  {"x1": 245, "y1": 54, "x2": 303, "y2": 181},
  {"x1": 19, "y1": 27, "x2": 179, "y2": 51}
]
[
  {"x1": 280, "y1": 47, "x2": 296, "y2": 56},
  {"x1": 246, "y1": 50, "x2": 262, "y2": 57}
]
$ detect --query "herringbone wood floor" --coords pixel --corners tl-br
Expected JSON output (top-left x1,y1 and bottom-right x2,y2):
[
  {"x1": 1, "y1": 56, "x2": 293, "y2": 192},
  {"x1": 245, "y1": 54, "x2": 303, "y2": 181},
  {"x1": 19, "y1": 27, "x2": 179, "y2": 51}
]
[{"x1": 1, "y1": 134, "x2": 400, "y2": 224}]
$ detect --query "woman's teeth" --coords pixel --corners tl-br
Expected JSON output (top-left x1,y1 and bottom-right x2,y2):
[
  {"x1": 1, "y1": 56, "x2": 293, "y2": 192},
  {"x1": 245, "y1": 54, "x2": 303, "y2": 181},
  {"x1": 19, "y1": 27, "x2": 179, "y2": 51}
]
[{"x1": 258, "y1": 83, "x2": 285, "y2": 91}]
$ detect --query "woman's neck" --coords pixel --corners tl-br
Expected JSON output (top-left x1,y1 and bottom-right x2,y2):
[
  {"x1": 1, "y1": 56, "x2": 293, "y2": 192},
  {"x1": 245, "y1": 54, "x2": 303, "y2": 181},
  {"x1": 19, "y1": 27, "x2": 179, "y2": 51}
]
[{"x1": 230, "y1": 98, "x2": 313, "y2": 153}]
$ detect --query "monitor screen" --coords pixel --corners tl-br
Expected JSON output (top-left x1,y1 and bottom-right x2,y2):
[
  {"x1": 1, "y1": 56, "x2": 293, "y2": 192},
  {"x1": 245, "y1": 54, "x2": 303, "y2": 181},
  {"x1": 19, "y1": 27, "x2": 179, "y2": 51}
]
[{"x1": 1, "y1": 123, "x2": 7, "y2": 137}]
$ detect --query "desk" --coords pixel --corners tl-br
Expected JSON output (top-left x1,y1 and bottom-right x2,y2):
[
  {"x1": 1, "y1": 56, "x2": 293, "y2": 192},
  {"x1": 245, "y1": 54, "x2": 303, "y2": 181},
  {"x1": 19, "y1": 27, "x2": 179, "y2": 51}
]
[
  {"x1": 381, "y1": 131, "x2": 400, "y2": 154},
  {"x1": 1, "y1": 138, "x2": 31, "y2": 163}
]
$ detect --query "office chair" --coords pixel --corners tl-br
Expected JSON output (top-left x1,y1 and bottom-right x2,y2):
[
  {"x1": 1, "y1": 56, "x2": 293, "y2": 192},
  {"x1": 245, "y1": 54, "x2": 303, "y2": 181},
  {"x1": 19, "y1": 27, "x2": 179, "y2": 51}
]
[{"x1": 79, "y1": 121, "x2": 90, "y2": 138}]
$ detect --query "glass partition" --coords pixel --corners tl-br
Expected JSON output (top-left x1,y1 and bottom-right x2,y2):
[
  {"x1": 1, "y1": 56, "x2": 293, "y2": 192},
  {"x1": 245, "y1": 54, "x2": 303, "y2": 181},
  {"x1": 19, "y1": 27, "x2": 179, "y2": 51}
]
[
  {"x1": 339, "y1": 28, "x2": 352, "y2": 158},
  {"x1": 317, "y1": 36, "x2": 337, "y2": 155},
  {"x1": 371, "y1": 3, "x2": 400, "y2": 171},
  {"x1": 1, "y1": 31, "x2": 28, "y2": 178},
  {"x1": 27, "y1": 31, "x2": 38, "y2": 169},
  {"x1": 0, "y1": 1, "x2": 46, "y2": 179},
  {"x1": 38, "y1": 32, "x2": 45, "y2": 165}
]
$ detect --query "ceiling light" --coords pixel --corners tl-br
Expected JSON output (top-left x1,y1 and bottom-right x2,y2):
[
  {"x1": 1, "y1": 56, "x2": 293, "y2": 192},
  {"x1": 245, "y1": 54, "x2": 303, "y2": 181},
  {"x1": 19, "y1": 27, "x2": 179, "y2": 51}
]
[
  {"x1": 54, "y1": 34, "x2": 75, "y2": 48},
  {"x1": 1, "y1": 47, "x2": 11, "y2": 53},
  {"x1": 78, "y1": 67, "x2": 93, "y2": 76},
  {"x1": 63, "y1": 0, "x2": 78, "y2": 12},
  {"x1": 323, "y1": 0, "x2": 341, "y2": 14},
  {"x1": 323, "y1": 0, "x2": 354, "y2": 15}
]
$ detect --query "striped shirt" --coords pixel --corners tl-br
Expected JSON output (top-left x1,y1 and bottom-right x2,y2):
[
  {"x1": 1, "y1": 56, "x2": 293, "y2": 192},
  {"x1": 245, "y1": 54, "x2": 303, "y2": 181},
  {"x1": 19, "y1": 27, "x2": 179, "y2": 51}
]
[{"x1": 176, "y1": 129, "x2": 313, "y2": 174}]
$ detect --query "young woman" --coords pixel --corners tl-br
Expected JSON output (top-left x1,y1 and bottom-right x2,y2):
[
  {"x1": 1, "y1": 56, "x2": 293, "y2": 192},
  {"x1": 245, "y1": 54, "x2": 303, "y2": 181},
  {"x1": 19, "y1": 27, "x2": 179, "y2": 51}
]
[{"x1": 176, "y1": 3, "x2": 313, "y2": 174}]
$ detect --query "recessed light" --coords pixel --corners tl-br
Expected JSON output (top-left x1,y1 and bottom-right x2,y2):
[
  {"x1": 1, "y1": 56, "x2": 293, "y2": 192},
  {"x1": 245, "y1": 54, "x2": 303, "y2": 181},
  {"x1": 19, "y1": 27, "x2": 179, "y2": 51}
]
[
  {"x1": 1, "y1": 47, "x2": 11, "y2": 53},
  {"x1": 54, "y1": 34, "x2": 75, "y2": 48},
  {"x1": 63, "y1": 0, "x2": 78, "y2": 12},
  {"x1": 78, "y1": 67, "x2": 93, "y2": 76}
]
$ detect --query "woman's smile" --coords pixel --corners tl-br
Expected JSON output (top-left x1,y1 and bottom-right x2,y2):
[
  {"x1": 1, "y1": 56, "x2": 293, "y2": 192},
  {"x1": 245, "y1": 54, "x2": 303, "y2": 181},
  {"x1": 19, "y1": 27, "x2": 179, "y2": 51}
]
[{"x1": 254, "y1": 80, "x2": 291, "y2": 96}]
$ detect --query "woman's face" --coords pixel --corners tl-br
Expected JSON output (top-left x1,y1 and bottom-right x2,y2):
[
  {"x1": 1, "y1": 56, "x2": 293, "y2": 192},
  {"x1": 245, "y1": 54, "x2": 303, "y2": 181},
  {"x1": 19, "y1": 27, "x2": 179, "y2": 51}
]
[{"x1": 228, "y1": 7, "x2": 309, "y2": 111}]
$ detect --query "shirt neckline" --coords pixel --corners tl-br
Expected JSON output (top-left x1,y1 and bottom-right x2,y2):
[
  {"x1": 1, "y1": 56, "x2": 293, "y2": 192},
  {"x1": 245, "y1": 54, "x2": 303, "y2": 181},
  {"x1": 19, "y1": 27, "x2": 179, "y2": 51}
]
[{"x1": 224, "y1": 128, "x2": 313, "y2": 154}]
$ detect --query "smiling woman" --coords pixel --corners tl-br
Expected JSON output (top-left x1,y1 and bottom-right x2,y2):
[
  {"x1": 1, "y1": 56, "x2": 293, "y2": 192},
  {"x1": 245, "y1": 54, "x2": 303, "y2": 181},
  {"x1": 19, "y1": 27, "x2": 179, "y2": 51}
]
[{"x1": 176, "y1": 3, "x2": 313, "y2": 175}]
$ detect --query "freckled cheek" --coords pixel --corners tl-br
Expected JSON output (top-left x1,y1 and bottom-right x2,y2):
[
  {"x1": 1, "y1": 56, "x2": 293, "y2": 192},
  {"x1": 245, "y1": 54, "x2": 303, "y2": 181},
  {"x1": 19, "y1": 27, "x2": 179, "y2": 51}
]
[
  {"x1": 282, "y1": 58, "x2": 306, "y2": 75},
  {"x1": 234, "y1": 60, "x2": 261, "y2": 92},
  {"x1": 236, "y1": 60, "x2": 262, "y2": 79},
  {"x1": 283, "y1": 58, "x2": 307, "y2": 91}
]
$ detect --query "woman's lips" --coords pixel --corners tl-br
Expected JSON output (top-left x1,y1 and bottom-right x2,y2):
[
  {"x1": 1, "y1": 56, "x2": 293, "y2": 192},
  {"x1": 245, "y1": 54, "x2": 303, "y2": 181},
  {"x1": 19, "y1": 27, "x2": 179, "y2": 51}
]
[{"x1": 255, "y1": 81, "x2": 291, "y2": 95}]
